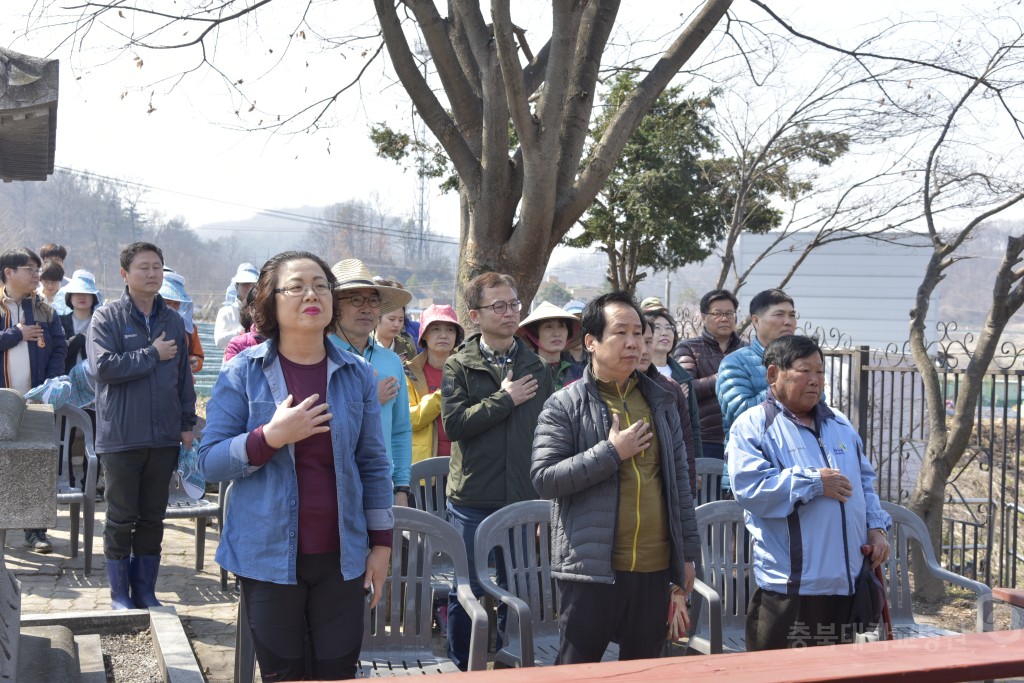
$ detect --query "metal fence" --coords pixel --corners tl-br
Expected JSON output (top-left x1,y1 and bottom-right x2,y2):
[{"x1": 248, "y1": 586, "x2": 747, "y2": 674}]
[
  {"x1": 675, "y1": 307, "x2": 1023, "y2": 588},
  {"x1": 813, "y1": 328, "x2": 1023, "y2": 588}
]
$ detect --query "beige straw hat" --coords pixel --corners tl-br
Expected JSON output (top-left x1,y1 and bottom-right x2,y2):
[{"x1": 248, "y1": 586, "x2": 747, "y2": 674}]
[{"x1": 330, "y1": 259, "x2": 412, "y2": 314}]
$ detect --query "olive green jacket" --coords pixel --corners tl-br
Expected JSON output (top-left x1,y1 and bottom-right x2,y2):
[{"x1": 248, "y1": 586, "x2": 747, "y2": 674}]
[{"x1": 441, "y1": 333, "x2": 554, "y2": 509}]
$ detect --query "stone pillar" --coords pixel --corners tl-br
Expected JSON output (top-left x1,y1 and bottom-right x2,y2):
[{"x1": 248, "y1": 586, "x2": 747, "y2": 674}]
[{"x1": 0, "y1": 389, "x2": 58, "y2": 680}]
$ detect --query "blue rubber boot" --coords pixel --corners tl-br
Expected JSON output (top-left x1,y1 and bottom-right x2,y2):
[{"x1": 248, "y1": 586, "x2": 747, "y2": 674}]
[
  {"x1": 129, "y1": 555, "x2": 163, "y2": 608},
  {"x1": 105, "y1": 559, "x2": 134, "y2": 610}
]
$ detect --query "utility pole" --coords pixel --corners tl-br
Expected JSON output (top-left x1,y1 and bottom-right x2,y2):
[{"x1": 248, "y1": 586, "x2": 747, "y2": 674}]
[{"x1": 413, "y1": 40, "x2": 430, "y2": 262}]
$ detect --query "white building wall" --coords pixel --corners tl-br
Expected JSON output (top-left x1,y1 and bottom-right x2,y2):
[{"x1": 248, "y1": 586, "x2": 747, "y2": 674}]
[{"x1": 735, "y1": 233, "x2": 938, "y2": 351}]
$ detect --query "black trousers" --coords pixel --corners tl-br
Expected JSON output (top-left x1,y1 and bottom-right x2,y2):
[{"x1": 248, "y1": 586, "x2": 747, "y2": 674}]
[
  {"x1": 101, "y1": 446, "x2": 178, "y2": 559},
  {"x1": 555, "y1": 569, "x2": 670, "y2": 665},
  {"x1": 240, "y1": 553, "x2": 365, "y2": 681},
  {"x1": 746, "y1": 588, "x2": 857, "y2": 651}
]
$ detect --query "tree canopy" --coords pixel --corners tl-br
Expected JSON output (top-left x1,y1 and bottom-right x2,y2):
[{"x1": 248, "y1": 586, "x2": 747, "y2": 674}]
[{"x1": 563, "y1": 74, "x2": 723, "y2": 293}]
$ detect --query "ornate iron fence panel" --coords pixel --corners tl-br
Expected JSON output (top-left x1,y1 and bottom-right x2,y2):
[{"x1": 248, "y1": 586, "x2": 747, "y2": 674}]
[{"x1": 815, "y1": 332, "x2": 1024, "y2": 588}]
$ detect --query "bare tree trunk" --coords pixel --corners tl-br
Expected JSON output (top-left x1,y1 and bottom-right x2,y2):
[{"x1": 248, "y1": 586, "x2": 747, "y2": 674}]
[{"x1": 907, "y1": 235, "x2": 1024, "y2": 601}]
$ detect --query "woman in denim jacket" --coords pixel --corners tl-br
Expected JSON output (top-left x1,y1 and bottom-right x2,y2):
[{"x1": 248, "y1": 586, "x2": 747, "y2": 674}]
[{"x1": 200, "y1": 251, "x2": 394, "y2": 681}]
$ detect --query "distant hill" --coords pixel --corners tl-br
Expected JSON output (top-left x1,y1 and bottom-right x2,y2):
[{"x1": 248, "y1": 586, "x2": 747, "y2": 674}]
[{"x1": 194, "y1": 206, "x2": 324, "y2": 259}]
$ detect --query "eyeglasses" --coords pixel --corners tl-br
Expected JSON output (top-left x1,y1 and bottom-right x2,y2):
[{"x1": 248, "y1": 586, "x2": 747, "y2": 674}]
[
  {"x1": 13, "y1": 266, "x2": 41, "y2": 276},
  {"x1": 339, "y1": 294, "x2": 382, "y2": 308},
  {"x1": 274, "y1": 283, "x2": 332, "y2": 297},
  {"x1": 476, "y1": 299, "x2": 522, "y2": 315},
  {"x1": 651, "y1": 323, "x2": 674, "y2": 333},
  {"x1": 706, "y1": 310, "x2": 736, "y2": 320}
]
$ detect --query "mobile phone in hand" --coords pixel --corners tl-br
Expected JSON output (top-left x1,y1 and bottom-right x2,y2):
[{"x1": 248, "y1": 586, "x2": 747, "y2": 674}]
[{"x1": 365, "y1": 583, "x2": 375, "y2": 604}]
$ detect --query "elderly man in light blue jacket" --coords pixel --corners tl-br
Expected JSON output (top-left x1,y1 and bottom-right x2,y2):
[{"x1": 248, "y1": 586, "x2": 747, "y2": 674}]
[{"x1": 727, "y1": 334, "x2": 890, "y2": 651}]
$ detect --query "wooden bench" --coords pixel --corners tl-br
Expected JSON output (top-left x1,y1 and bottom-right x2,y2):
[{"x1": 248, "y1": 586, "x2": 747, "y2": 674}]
[
  {"x1": 448, "y1": 630, "x2": 1024, "y2": 683},
  {"x1": 993, "y1": 587, "x2": 1024, "y2": 629}
]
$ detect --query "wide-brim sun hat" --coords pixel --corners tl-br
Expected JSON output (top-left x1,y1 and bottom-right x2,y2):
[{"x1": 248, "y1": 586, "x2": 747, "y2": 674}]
[
  {"x1": 62, "y1": 269, "x2": 104, "y2": 307},
  {"x1": 232, "y1": 263, "x2": 260, "y2": 285},
  {"x1": 517, "y1": 301, "x2": 580, "y2": 346},
  {"x1": 418, "y1": 304, "x2": 464, "y2": 348},
  {"x1": 331, "y1": 259, "x2": 412, "y2": 314},
  {"x1": 159, "y1": 272, "x2": 192, "y2": 303},
  {"x1": 563, "y1": 300, "x2": 585, "y2": 317},
  {"x1": 640, "y1": 296, "x2": 669, "y2": 314}
]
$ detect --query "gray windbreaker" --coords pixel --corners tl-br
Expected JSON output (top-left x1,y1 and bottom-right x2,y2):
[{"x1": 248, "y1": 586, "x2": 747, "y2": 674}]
[
  {"x1": 87, "y1": 289, "x2": 197, "y2": 453},
  {"x1": 531, "y1": 369, "x2": 700, "y2": 586}
]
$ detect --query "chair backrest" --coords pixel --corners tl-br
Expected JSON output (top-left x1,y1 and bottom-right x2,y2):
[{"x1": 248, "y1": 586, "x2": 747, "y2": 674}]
[
  {"x1": 879, "y1": 501, "x2": 938, "y2": 624},
  {"x1": 409, "y1": 456, "x2": 450, "y2": 518},
  {"x1": 695, "y1": 457, "x2": 726, "y2": 505},
  {"x1": 473, "y1": 500, "x2": 558, "y2": 645},
  {"x1": 54, "y1": 405, "x2": 96, "y2": 490},
  {"x1": 695, "y1": 499, "x2": 754, "y2": 634},
  {"x1": 366, "y1": 506, "x2": 485, "y2": 670}
]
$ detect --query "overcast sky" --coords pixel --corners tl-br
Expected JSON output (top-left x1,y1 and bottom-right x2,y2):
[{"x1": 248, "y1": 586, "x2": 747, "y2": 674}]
[{"x1": 1, "y1": 1, "x2": 997, "y2": 240}]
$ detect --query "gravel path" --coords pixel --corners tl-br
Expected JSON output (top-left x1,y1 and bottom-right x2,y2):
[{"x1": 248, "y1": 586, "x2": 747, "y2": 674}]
[{"x1": 101, "y1": 628, "x2": 162, "y2": 683}]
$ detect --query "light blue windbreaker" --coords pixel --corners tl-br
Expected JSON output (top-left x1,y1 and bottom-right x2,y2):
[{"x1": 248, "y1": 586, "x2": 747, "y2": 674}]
[
  {"x1": 727, "y1": 393, "x2": 891, "y2": 596},
  {"x1": 329, "y1": 334, "x2": 413, "y2": 488},
  {"x1": 199, "y1": 339, "x2": 394, "y2": 584}
]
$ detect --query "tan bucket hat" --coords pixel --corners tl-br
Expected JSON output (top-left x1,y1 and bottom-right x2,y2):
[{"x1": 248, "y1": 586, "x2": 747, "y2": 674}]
[
  {"x1": 517, "y1": 301, "x2": 580, "y2": 346},
  {"x1": 330, "y1": 259, "x2": 412, "y2": 314}
]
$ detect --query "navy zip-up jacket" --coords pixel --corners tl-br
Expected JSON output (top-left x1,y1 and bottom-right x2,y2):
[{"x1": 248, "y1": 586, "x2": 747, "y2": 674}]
[
  {"x1": 87, "y1": 289, "x2": 197, "y2": 453},
  {"x1": 0, "y1": 291, "x2": 67, "y2": 389}
]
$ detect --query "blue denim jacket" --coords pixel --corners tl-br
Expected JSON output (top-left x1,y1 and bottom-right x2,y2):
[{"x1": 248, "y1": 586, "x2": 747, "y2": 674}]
[{"x1": 199, "y1": 339, "x2": 394, "y2": 584}]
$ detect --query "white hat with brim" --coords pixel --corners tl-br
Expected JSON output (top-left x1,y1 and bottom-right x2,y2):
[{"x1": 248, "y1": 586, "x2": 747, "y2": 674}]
[
  {"x1": 563, "y1": 300, "x2": 586, "y2": 316},
  {"x1": 517, "y1": 301, "x2": 580, "y2": 345},
  {"x1": 330, "y1": 259, "x2": 413, "y2": 314},
  {"x1": 63, "y1": 269, "x2": 104, "y2": 306},
  {"x1": 159, "y1": 272, "x2": 192, "y2": 303},
  {"x1": 232, "y1": 263, "x2": 260, "y2": 284}
]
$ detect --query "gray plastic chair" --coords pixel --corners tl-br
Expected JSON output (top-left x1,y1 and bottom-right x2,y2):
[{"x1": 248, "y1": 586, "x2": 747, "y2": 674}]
[
  {"x1": 688, "y1": 499, "x2": 995, "y2": 655},
  {"x1": 688, "y1": 499, "x2": 747, "y2": 654},
  {"x1": 694, "y1": 457, "x2": 726, "y2": 505},
  {"x1": 164, "y1": 470, "x2": 221, "y2": 571},
  {"x1": 879, "y1": 501, "x2": 993, "y2": 638},
  {"x1": 410, "y1": 457, "x2": 454, "y2": 606},
  {"x1": 473, "y1": 500, "x2": 619, "y2": 667},
  {"x1": 410, "y1": 456, "x2": 449, "y2": 518},
  {"x1": 55, "y1": 405, "x2": 98, "y2": 575},
  {"x1": 234, "y1": 506, "x2": 487, "y2": 681}
]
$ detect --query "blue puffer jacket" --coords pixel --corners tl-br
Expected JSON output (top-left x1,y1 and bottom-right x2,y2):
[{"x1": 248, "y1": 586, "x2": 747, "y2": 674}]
[
  {"x1": 727, "y1": 394, "x2": 891, "y2": 596},
  {"x1": 715, "y1": 335, "x2": 767, "y2": 444}
]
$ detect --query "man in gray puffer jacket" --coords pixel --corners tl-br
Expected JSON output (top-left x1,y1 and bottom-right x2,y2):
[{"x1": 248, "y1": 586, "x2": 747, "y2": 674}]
[{"x1": 531, "y1": 291, "x2": 699, "y2": 665}]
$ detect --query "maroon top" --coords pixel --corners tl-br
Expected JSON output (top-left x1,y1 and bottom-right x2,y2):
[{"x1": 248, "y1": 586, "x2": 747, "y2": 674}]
[
  {"x1": 422, "y1": 362, "x2": 452, "y2": 457},
  {"x1": 245, "y1": 354, "x2": 393, "y2": 550}
]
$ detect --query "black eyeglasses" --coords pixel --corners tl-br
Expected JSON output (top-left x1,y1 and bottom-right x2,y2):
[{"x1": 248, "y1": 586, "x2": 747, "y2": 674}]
[
  {"x1": 476, "y1": 299, "x2": 522, "y2": 315},
  {"x1": 706, "y1": 310, "x2": 736, "y2": 320},
  {"x1": 339, "y1": 294, "x2": 382, "y2": 309}
]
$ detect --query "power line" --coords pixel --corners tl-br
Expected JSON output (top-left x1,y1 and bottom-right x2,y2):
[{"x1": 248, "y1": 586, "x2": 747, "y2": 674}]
[{"x1": 54, "y1": 165, "x2": 462, "y2": 246}]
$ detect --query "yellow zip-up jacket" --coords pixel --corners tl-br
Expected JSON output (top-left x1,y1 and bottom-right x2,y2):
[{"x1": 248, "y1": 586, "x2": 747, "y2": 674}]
[
  {"x1": 405, "y1": 351, "x2": 441, "y2": 464},
  {"x1": 596, "y1": 376, "x2": 671, "y2": 573}
]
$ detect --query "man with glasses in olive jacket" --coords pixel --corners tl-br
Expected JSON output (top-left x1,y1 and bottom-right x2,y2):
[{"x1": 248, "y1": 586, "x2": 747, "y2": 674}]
[{"x1": 441, "y1": 272, "x2": 554, "y2": 670}]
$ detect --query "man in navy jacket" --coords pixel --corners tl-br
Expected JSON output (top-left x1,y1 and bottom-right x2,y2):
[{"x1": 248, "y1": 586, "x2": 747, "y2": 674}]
[
  {"x1": 88, "y1": 242, "x2": 196, "y2": 610},
  {"x1": 0, "y1": 247, "x2": 67, "y2": 553}
]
